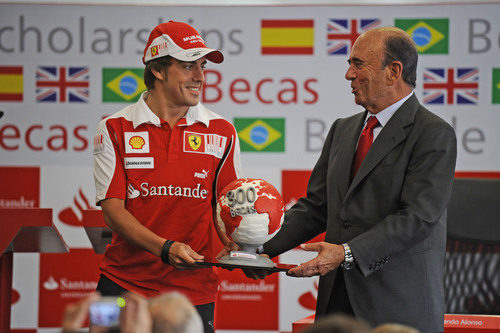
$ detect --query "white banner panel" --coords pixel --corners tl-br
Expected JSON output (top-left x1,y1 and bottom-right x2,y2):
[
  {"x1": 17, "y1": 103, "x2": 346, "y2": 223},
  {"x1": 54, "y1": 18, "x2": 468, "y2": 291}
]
[{"x1": 1, "y1": 3, "x2": 499, "y2": 171}]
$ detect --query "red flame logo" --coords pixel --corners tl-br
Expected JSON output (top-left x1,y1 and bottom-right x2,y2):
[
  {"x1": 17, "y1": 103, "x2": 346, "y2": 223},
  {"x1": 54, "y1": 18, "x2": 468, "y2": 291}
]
[
  {"x1": 58, "y1": 188, "x2": 93, "y2": 226},
  {"x1": 298, "y1": 280, "x2": 318, "y2": 310}
]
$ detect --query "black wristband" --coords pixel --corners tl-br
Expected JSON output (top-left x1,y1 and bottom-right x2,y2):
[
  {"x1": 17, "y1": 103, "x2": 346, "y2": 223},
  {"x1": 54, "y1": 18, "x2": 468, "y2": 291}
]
[{"x1": 161, "y1": 240, "x2": 175, "y2": 264}]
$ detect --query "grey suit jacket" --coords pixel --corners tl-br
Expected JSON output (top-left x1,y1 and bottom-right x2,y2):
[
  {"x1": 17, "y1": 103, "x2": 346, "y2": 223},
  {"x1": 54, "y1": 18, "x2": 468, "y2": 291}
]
[{"x1": 264, "y1": 94, "x2": 457, "y2": 332}]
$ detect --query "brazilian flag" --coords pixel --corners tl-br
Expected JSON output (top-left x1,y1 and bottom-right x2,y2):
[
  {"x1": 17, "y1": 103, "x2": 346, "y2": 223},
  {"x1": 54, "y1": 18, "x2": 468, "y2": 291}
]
[
  {"x1": 493, "y1": 68, "x2": 500, "y2": 104},
  {"x1": 102, "y1": 68, "x2": 146, "y2": 102},
  {"x1": 234, "y1": 118, "x2": 285, "y2": 152},
  {"x1": 395, "y1": 18, "x2": 449, "y2": 54}
]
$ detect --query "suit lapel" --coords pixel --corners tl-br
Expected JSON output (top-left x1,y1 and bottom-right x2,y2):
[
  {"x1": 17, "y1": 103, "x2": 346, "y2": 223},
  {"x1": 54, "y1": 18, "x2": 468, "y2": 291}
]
[{"x1": 346, "y1": 94, "x2": 420, "y2": 197}]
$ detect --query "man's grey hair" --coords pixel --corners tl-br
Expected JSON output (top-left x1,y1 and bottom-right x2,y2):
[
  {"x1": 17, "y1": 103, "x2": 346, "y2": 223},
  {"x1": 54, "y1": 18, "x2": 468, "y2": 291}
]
[{"x1": 149, "y1": 291, "x2": 203, "y2": 333}]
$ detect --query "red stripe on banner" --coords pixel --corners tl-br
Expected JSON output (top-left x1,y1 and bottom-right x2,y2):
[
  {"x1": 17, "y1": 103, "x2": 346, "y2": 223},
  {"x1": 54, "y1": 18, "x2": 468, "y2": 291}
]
[
  {"x1": 36, "y1": 81, "x2": 88, "y2": 88},
  {"x1": 0, "y1": 93, "x2": 23, "y2": 101},
  {"x1": 444, "y1": 314, "x2": 500, "y2": 329},
  {"x1": 262, "y1": 47, "x2": 313, "y2": 55},
  {"x1": 293, "y1": 314, "x2": 500, "y2": 332},
  {"x1": 261, "y1": 20, "x2": 313, "y2": 28},
  {"x1": 455, "y1": 171, "x2": 500, "y2": 179},
  {"x1": 423, "y1": 83, "x2": 478, "y2": 89},
  {"x1": 0, "y1": 66, "x2": 22, "y2": 74}
]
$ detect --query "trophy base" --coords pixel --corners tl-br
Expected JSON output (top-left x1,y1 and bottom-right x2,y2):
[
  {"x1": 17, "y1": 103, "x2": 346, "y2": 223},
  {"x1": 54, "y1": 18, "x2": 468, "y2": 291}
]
[
  {"x1": 194, "y1": 251, "x2": 297, "y2": 272},
  {"x1": 218, "y1": 251, "x2": 275, "y2": 268}
]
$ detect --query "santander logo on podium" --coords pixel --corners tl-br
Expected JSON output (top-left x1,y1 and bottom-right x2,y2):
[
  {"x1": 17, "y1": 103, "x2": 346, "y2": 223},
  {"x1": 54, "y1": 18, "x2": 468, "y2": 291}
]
[{"x1": 43, "y1": 276, "x2": 59, "y2": 290}]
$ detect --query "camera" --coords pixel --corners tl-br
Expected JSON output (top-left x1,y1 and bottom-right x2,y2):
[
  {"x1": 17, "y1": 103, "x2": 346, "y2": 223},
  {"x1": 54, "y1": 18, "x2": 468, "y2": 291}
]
[{"x1": 89, "y1": 296, "x2": 123, "y2": 327}]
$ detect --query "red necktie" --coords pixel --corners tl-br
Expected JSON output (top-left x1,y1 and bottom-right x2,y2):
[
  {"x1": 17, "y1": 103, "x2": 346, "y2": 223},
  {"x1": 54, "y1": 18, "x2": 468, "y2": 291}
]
[{"x1": 351, "y1": 116, "x2": 379, "y2": 178}]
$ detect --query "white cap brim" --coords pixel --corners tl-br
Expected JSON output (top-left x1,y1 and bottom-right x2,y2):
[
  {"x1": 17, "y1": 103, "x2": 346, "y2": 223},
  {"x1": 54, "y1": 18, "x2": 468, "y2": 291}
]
[
  {"x1": 170, "y1": 48, "x2": 224, "y2": 63},
  {"x1": 144, "y1": 34, "x2": 223, "y2": 64}
]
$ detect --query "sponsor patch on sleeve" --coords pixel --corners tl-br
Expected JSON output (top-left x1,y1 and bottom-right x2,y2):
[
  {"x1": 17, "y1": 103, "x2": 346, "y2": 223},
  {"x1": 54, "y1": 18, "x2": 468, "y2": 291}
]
[
  {"x1": 124, "y1": 157, "x2": 154, "y2": 169},
  {"x1": 93, "y1": 134, "x2": 105, "y2": 155},
  {"x1": 183, "y1": 131, "x2": 226, "y2": 159}
]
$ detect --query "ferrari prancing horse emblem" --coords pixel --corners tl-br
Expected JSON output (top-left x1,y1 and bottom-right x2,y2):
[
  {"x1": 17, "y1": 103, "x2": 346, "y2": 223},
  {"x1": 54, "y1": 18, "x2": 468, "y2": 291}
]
[{"x1": 188, "y1": 134, "x2": 202, "y2": 150}]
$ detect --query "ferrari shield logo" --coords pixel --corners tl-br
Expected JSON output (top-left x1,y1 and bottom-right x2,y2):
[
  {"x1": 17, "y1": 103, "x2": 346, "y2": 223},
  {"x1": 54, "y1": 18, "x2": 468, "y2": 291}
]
[
  {"x1": 188, "y1": 134, "x2": 202, "y2": 150},
  {"x1": 151, "y1": 46, "x2": 159, "y2": 57}
]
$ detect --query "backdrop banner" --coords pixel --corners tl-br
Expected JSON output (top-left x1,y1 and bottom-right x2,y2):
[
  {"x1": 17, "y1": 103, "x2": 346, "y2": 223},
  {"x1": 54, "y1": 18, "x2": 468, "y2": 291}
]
[{"x1": 1, "y1": 3, "x2": 499, "y2": 332}]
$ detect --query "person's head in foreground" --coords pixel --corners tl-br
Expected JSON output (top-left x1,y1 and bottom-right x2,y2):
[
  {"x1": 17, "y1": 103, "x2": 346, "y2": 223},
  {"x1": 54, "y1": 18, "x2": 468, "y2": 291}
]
[
  {"x1": 303, "y1": 313, "x2": 371, "y2": 333},
  {"x1": 371, "y1": 323, "x2": 420, "y2": 333},
  {"x1": 149, "y1": 291, "x2": 203, "y2": 333}
]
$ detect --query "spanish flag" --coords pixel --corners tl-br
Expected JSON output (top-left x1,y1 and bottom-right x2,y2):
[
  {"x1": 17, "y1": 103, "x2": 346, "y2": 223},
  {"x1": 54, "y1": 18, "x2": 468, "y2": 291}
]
[
  {"x1": 0, "y1": 66, "x2": 23, "y2": 101},
  {"x1": 261, "y1": 19, "x2": 314, "y2": 55}
]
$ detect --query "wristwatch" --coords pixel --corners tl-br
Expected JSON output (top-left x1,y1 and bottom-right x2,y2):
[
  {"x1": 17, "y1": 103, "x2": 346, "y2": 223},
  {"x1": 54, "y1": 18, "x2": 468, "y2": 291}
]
[{"x1": 341, "y1": 243, "x2": 355, "y2": 270}]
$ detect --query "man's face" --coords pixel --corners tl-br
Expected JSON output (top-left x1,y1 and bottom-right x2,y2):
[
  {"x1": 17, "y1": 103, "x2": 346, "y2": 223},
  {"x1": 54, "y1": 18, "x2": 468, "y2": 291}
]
[
  {"x1": 161, "y1": 57, "x2": 206, "y2": 108},
  {"x1": 345, "y1": 33, "x2": 389, "y2": 113}
]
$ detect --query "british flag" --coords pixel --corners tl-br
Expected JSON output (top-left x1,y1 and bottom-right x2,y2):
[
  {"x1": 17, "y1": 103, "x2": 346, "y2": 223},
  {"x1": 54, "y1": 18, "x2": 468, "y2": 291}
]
[
  {"x1": 36, "y1": 66, "x2": 89, "y2": 103},
  {"x1": 327, "y1": 19, "x2": 381, "y2": 55},
  {"x1": 423, "y1": 68, "x2": 479, "y2": 105}
]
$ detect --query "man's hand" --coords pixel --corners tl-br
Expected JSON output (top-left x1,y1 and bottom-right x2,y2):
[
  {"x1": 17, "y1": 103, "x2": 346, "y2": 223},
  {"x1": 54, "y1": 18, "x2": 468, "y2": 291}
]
[
  {"x1": 168, "y1": 242, "x2": 204, "y2": 270},
  {"x1": 287, "y1": 242, "x2": 345, "y2": 277}
]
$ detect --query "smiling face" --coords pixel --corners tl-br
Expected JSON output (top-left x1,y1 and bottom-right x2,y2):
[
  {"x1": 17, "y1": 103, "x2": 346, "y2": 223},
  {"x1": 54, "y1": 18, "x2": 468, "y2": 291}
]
[
  {"x1": 160, "y1": 57, "x2": 207, "y2": 108},
  {"x1": 345, "y1": 31, "x2": 391, "y2": 113}
]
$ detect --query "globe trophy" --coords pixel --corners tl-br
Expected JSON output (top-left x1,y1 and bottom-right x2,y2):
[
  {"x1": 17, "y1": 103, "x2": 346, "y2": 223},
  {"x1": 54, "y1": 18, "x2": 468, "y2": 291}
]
[{"x1": 215, "y1": 178, "x2": 284, "y2": 269}]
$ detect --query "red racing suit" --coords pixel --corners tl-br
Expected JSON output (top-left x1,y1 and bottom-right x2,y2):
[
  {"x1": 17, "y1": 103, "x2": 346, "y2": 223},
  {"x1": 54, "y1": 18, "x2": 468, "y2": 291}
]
[{"x1": 93, "y1": 92, "x2": 241, "y2": 305}]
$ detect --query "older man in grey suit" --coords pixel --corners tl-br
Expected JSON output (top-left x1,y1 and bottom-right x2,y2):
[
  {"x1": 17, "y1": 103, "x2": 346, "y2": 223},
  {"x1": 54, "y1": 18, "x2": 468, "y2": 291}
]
[{"x1": 260, "y1": 27, "x2": 457, "y2": 332}]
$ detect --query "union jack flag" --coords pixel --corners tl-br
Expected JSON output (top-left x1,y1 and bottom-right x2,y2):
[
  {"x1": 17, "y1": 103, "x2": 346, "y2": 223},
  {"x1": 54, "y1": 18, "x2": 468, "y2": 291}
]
[
  {"x1": 327, "y1": 19, "x2": 381, "y2": 55},
  {"x1": 36, "y1": 66, "x2": 89, "y2": 103},
  {"x1": 423, "y1": 68, "x2": 479, "y2": 105}
]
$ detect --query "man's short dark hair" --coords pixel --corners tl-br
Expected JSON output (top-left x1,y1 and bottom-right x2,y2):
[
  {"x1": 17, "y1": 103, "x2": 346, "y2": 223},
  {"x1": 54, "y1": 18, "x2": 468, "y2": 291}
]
[
  {"x1": 381, "y1": 33, "x2": 418, "y2": 88},
  {"x1": 144, "y1": 56, "x2": 174, "y2": 91}
]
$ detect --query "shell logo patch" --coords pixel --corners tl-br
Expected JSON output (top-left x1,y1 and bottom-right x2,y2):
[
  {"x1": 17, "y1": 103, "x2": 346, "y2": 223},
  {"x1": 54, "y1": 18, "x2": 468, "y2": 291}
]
[
  {"x1": 129, "y1": 136, "x2": 145, "y2": 150},
  {"x1": 124, "y1": 131, "x2": 150, "y2": 154}
]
